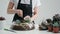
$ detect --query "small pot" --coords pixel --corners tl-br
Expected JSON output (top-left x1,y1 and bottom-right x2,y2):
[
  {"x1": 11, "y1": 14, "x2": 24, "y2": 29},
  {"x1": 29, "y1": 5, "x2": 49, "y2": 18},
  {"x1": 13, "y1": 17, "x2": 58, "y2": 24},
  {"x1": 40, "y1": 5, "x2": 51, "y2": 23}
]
[
  {"x1": 53, "y1": 27, "x2": 59, "y2": 33},
  {"x1": 48, "y1": 25, "x2": 52, "y2": 32}
]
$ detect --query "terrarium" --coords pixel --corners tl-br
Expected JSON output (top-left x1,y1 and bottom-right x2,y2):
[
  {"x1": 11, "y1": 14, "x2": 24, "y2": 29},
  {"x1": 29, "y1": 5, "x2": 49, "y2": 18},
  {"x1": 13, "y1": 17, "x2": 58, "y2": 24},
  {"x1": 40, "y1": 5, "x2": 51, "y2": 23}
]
[
  {"x1": 39, "y1": 20, "x2": 48, "y2": 30},
  {"x1": 11, "y1": 17, "x2": 35, "y2": 31}
]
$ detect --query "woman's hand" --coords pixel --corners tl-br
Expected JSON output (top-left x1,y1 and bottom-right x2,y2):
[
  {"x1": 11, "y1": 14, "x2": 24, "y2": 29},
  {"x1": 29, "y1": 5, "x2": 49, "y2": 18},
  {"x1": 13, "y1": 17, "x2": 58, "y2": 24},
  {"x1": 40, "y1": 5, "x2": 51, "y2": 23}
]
[
  {"x1": 16, "y1": 9, "x2": 23, "y2": 17},
  {"x1": 24, "y1": 16, "x2": 30, "y2": 20}
]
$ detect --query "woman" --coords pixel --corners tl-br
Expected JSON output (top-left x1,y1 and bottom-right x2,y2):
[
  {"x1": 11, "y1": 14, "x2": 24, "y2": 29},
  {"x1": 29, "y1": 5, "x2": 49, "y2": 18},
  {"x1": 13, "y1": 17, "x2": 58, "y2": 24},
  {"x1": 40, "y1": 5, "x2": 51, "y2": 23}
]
[{"x1": 7, "y1": 0, "x2": 41, "y2": 23}]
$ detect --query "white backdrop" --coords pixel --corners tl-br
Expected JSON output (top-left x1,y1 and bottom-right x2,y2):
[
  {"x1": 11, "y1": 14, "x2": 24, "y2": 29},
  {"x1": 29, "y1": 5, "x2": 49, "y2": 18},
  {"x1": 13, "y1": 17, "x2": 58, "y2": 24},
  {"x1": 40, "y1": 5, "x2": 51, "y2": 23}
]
[
  {"x1": 0, "y1": 0, "x2": 60, "y2": 24},
  {"x1": 0, "y1": 0, "x2": 60, "y2": 34}
]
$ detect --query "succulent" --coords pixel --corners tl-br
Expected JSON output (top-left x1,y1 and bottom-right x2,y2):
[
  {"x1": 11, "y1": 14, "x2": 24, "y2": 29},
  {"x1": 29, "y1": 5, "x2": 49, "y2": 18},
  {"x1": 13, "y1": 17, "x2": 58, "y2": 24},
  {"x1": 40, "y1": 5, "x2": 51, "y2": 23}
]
[
  {"x1": 53, "y1": 14, "x2": 60, "y2": 21},
  {"x1": 15, "y1": 20, "x2": 21, "y2": 24},
  {"x1": 53, "y1": 22, "x2": 59, "y2": 27}
]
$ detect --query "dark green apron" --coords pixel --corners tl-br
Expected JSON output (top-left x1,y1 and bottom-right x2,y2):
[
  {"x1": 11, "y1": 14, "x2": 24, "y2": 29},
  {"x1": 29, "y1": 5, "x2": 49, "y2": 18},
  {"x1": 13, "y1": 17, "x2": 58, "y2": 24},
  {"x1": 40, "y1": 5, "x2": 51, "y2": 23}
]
[{"x1": 13, "y1": 0, "x2": 32, "y2": 22}]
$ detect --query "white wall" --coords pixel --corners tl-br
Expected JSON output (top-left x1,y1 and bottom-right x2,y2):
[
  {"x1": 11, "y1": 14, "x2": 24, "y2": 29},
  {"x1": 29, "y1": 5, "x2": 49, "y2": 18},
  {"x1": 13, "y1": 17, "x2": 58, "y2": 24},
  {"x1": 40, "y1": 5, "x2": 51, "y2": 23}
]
[
  {"x1": 35, "y1": 0, "x2": 60, "y2": 24},
  {"x1": 0, "y1": 0, "x2": 60, "y2": 24}
]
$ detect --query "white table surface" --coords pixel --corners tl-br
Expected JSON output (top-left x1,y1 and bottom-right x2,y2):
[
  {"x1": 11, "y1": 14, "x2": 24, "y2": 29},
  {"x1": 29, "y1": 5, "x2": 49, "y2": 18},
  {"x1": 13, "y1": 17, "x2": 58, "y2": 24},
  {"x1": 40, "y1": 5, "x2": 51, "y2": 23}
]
[
  {"x1": 0, "y1": 29, "x2": 60, "y2": 34},
  {"x1": 0, "y1": 21, "x2": 60, "y2": 34}
]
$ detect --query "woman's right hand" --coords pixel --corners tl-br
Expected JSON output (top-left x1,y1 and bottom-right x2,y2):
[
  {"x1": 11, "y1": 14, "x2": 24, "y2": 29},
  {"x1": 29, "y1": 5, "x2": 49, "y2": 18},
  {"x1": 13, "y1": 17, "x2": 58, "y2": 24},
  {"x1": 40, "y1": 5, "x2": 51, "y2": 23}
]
[{"x1": 16, "y1": 9, "x2": 23, "y2": 17}]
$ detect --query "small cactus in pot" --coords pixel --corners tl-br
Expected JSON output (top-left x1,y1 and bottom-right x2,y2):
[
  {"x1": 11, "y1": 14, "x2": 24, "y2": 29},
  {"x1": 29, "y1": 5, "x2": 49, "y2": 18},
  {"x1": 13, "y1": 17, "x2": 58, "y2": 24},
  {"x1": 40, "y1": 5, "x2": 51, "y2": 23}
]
[{"x1": 53, "y1": 22, "x2": 59, "y2": 33}]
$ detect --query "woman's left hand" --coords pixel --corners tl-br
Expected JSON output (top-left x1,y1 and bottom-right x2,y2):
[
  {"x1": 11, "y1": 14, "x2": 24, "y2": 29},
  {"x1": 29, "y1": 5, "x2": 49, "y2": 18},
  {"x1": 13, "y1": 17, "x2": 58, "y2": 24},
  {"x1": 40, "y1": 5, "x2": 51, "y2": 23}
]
[{"x1": 24, "y1": 16, "x2": 32, "y2": 22}]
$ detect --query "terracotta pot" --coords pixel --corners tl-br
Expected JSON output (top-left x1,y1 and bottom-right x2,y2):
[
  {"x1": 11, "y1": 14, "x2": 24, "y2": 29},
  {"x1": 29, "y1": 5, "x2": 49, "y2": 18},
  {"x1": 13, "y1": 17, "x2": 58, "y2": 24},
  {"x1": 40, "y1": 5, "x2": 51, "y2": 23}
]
[
  {"x1": 48, "y1": 25, "x2": 52, "y2": 32},
  {"x1": 53, "y1": 27, "x2": 59, "y2": 33}
]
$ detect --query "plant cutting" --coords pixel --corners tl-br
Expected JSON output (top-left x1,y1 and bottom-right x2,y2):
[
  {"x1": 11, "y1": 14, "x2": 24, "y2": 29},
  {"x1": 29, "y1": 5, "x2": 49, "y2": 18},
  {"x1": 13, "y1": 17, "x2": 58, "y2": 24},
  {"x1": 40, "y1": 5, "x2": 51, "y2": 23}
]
[{"x1": 24, "y1": 16, "x2": 31, "y2": 23}]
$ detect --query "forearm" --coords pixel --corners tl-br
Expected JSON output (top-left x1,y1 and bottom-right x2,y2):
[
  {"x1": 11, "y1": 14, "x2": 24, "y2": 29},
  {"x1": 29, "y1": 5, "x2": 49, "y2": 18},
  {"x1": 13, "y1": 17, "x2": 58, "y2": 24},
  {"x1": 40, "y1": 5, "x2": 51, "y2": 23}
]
[
  {"x1": 7, "y1": 9, "x2": 16, "y2": 14},
  {"x1": 7, "y1": 2, "x2": 17, "y2": 14},
  {"x1": 7, "y1": 9, "x2": 22, "y2": 14},
  {"x1": 31, "y1": 7, "x2": 39, "y2": 21},
  {"x1": 31, "y1": 14, "x2": 38, "y2": 21}
]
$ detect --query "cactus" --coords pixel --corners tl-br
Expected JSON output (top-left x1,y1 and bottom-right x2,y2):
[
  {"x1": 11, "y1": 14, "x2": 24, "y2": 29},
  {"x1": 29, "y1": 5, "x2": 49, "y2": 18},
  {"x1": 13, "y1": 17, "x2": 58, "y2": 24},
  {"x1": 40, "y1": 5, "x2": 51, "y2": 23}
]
[{"x1": 53, "y1": 22, "x2": 59, "y2": 27}]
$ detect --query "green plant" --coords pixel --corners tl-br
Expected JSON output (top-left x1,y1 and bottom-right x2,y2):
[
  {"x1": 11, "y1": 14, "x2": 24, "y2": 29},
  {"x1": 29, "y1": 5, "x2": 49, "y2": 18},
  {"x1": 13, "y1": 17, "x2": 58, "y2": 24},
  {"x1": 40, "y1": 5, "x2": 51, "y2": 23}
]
[
  {"x1": 24, "y1": 18, "x2": 31, "y2": 23},
  {"x1": 25, "y1": 19, "x2": 30, "y2": 23},
  {"x1": 15, "y1": 20, "x2": 21, "y2": 24},
  {"x1": 53, "y1": 22, "x2": 59, "y2": 27}
]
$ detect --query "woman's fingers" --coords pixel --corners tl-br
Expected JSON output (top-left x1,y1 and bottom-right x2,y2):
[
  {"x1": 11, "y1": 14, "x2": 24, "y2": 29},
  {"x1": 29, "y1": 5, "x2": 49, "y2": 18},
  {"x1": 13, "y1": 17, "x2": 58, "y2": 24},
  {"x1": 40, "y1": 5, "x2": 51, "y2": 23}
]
[
  {"x1": 17, "y1": 9, "x2": 23, "y2": 17},
  {"x1": 24, "y1": 16, "x2": 30, "y2": 20},
  {"x1": 19, "y1": 10, "x2": 23, "y2": 17}
]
